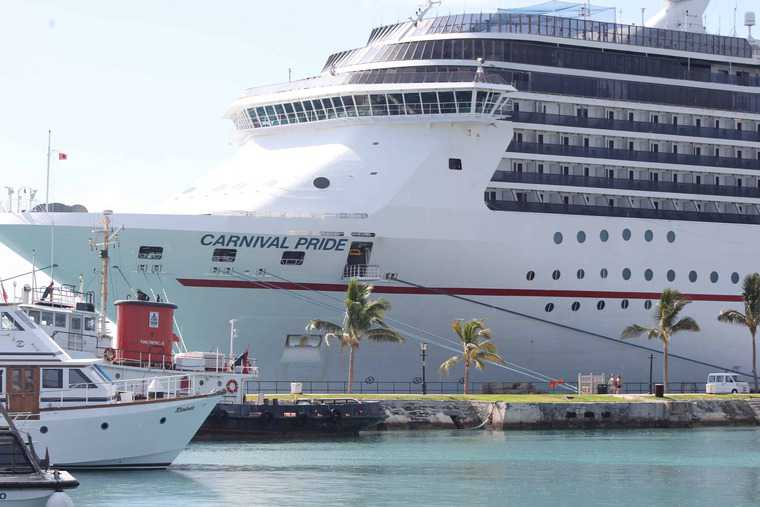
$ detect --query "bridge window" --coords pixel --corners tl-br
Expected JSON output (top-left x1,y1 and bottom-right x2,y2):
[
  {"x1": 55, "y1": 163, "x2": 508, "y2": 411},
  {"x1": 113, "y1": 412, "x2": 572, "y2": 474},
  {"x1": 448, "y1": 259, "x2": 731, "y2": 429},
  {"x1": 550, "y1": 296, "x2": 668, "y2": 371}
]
[
  {"x1": 68, "y1": 369, "x2": 95, "y2": 389},
  {"x1": 138, "y1": 246, "x2": 163, "y2": 260},
  {"x1": 438, "y1": 92, "x2": 456, "y2": 113},
  {"x1": 455, "y1": 91, "x2": 471, "y2": 113},
  {"x1": 281, "y1": 251, "x2": 305, "y2": 266},
  {"x1": 54, "y1": 313, "x2": 66, "y2": 328},
  {"x1": 421, "y1": 92, "x2": 438, "y2": 114},
  {"x1": 449, "y1": 158, "x2": 462, "y2": 170},
  {"x1": 42, "y1": 369, "x2": 63, "y2": 389},
  {"x1": 285, "y1": 335, "x2": 322, "y2": 348},
  {"x1": 212, "y1": 249, "x2": 237, "y2": 263}
]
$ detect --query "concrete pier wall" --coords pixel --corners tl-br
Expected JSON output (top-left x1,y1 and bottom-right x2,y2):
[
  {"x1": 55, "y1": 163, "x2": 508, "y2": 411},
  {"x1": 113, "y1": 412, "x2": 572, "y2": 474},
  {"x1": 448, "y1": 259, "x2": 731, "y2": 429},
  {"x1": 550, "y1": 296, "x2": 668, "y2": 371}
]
[{"x1": 375, "y1": 399, "x2": 760, "y2": 430}]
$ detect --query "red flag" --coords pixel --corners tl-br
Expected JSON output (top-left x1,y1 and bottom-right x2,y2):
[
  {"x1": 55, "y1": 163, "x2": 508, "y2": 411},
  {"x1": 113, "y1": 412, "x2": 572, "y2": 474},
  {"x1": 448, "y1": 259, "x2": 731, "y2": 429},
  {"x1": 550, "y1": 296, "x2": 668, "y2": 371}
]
[{"x1": 58, "y1": 152, "x2": 67, "y2": 161}]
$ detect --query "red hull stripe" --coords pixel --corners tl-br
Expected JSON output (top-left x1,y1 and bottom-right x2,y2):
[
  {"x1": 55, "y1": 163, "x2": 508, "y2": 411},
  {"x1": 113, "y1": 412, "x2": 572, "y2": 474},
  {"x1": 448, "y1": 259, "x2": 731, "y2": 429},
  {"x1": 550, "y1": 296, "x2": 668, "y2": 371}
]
[{"x1": 175, "y1": 278, "x2": 743, "y2": 302}]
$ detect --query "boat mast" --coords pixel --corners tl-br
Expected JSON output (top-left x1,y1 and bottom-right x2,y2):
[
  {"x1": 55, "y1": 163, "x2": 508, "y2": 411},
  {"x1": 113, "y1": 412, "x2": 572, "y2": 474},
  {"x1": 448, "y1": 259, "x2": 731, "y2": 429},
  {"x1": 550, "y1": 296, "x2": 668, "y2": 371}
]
[
  {"x1": 45, "y1": 130, "x2": 51, "y2": 213},
  {"x1": 91, "y1": 211, "x2": 118, "y2": 339}
]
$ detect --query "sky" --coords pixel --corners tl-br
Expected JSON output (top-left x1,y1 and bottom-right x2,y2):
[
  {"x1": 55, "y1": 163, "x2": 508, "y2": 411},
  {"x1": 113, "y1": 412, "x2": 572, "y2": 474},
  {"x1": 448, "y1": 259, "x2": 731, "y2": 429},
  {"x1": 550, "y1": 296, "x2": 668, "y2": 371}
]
[{"x1": 0, "y1": 0, "x2": 757, "y2": 277}]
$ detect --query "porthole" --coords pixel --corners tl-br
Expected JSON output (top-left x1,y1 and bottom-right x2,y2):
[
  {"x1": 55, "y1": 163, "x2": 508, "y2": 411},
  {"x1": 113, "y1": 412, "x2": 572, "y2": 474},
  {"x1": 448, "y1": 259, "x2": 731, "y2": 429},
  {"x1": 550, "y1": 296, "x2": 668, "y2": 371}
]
[
  {"x1": 526, "y1": 271, "x2": 535, "y2": 281},
  {"x1": 160, "y1": 417, "x2": 167, "y2": 425},
  {"x1": 40, "y1": 426, "x2": 48, "y2": 434},
  {"x1": 552, "y1": 270, "x2": 561, "y2": 280},
  {"x1": 599, "y1": 230, "x2": 609, "y2": 242},
  {"x1": 710, "y1": 271, "x2": 719, "y2": 283},
  {"x1": 115, "y1": 373, "x2": 121, "y2": 380},
  {"x1": 596, "y1": 300, "x2": 606, "y2": 310},
  {"x1": 621, "y1": 300, "x2": 629, "y2": 309},
  {"x1": 667, "y1": 231, "x2": 676, "y2": 243},
  {"x1": 732, "y1": 272, "x2": 741, "y2": 284},
  {"x1": 571, "y1": 301, "x2": 581, "y2": 312},
  {"x1": 101, "y1": 422, "x2": 109, "y2": 430},
  {"x1": 600, "y1": 268, "x2": 608, "y2": 279},
  {"x1": 576, "y1": 269, "x2": 585, "y2": 280},
  {"x1": 313, "y1": 177, "x2": 330, "y2": 189},
  {"x1": 553, "y1": 232, "x2": 563, "y2": 245},
  {"x1": 644, "y1": 269, "x2": 653, "y2": 281},
  {"x1": 644, "y1": 230, "x2": 654, "y2": 242},
  {"x1": 622, "y1": 268, "x2": 631, "y2": 280},
  {"x1": 644, "y1": 300, "x2": 652, "y2": 310},
  {"x1": 689, "y1": 270, "x2": 698, "y2": 283},
  {"x1": 199, "y1": 380, "x2": 205, "y2": 386},
  {"x1": 667, "y1": 270, "x2": 676, "y2": 282},
  {"x1": 577, "y1": 231, "x2": 586, "y2": 243},
  {"x1": 622, "y1": 228, "x2": 632, "y2": 241},
  {"x1": 545, "y1": 303, "x2": 555, "y2": 313}
]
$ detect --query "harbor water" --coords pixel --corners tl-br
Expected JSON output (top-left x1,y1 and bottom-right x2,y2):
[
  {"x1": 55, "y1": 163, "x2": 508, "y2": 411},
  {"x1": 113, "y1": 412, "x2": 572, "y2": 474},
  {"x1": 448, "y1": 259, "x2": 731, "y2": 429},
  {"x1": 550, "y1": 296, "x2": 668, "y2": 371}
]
[{"x1": 71, "y1": 428, "x2": 760, "y2": 506}]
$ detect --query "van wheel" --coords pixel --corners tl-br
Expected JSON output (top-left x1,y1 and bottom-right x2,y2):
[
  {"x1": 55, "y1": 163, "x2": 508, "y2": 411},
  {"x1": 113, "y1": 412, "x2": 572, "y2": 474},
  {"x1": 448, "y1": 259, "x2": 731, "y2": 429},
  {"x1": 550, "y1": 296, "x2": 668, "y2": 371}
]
[{"x1": 731, "y1": 389, "x2": 738, "y2": 394}]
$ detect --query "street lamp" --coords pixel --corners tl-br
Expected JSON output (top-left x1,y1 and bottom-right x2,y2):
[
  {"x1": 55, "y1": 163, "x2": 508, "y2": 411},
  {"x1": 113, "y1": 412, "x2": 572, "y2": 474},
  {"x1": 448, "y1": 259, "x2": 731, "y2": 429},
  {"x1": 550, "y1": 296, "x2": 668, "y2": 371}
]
[{"x1": 420, "y1": 343, "x2": 428, "y2": 395}]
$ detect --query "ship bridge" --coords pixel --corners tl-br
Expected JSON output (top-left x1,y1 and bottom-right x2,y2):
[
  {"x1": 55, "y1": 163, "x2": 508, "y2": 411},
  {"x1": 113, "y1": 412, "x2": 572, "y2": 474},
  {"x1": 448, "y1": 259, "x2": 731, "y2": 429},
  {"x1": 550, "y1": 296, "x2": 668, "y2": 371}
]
[{"x1": 226, "y1": 69, "x2": 515, "y2": 132}]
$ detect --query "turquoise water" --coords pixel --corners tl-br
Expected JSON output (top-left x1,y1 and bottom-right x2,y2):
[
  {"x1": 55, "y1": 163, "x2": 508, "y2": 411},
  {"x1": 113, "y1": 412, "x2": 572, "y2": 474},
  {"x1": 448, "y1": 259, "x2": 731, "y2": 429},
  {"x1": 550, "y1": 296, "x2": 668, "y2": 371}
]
[{"x1": 72, "y1": 428, "x2": 760, "y2": 506}]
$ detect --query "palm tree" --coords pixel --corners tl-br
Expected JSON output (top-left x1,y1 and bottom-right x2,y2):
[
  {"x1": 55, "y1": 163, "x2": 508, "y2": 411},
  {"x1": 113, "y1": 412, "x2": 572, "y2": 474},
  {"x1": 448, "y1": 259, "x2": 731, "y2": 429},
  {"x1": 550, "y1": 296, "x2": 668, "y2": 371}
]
[
  {"x1": 622, "y1": 289, "x2": 700, "y2": 391},
  {"x1": 718, "y1": 273, "x2": 760, "y2": 393},
  {"x1": 306, "y1": 279, "x2": 403, "y2": 393},
  {"x1": 440, "y1": 319, "x2": 506, "y2": 395}
]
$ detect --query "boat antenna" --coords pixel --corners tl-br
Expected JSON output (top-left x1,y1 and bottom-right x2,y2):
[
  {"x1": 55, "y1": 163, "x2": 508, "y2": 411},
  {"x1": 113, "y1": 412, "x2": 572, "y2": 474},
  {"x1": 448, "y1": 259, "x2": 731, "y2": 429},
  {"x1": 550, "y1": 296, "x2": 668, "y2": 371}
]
[
  {"x1": 45, "y1": 130, "x2": 51, "y2": 213},
  {"x1": 228, "y1": 319, "x2": 238, "y2": 370},
  {"x1": 411, "y1": 0, "x2": 441, "y2": 27},
  {"x1": 90, "y1": 211, "x2": 119, "y2": 340}
]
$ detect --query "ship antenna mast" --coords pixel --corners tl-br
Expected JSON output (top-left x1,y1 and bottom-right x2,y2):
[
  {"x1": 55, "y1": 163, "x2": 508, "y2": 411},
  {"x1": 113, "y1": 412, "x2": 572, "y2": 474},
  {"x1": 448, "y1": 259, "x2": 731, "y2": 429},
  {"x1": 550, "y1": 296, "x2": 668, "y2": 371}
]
[
  {"x1": 90, "y1": 211, "x2": 119, "y2": 340},
  {"x1": 411, "y1": 0, "x2": 441, "y2": 27}
]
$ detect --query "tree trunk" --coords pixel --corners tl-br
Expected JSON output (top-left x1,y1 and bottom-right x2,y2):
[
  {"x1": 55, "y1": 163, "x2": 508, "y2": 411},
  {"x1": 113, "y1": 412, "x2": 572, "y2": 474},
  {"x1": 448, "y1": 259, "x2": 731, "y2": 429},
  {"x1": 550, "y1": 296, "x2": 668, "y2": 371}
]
[
  {"x1": 752, "y1": 330, "x2": 758, "y2": 393},
  {"x1": 347, "y1": 345, "x2": 355, "y2": 394},
  {"x1": 463, "y1": 361, "x2": 470, "y2": 395},
  {"x1": 663, "y1": 341, "x2": 669, "y2": 393}
]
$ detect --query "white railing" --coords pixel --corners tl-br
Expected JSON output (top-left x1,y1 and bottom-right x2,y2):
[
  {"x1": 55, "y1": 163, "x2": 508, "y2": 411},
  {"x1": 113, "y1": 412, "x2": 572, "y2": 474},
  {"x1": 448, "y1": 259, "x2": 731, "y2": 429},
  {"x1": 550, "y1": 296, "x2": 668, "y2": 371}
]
[
  {"x1": 39, "y1": 373, "x2": 220, "y2": 407},
  {"x1": 109, "y1": 349, "x2": 259, "y2": 378},
  {"x1": 342, "y1": 264, "x2": 382, "y2": 280}
]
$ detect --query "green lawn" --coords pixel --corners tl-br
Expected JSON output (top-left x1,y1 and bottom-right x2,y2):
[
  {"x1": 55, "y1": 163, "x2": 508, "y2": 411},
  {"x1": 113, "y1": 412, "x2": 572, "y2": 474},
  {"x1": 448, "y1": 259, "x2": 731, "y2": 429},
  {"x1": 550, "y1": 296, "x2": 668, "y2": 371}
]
[{"x1": 249, "y1": 393, "x2": 760, "y2": 404}]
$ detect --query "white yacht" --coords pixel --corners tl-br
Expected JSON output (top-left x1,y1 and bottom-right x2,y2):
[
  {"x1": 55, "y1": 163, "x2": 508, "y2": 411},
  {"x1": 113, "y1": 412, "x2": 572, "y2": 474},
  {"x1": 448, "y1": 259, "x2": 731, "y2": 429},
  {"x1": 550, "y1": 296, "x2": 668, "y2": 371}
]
[
  {"x1": 1, "y1": 0, "x2": 760, "y2": 388},
  {"x1": 0, "y1": 304, "x2": 222, "y2": 469}
]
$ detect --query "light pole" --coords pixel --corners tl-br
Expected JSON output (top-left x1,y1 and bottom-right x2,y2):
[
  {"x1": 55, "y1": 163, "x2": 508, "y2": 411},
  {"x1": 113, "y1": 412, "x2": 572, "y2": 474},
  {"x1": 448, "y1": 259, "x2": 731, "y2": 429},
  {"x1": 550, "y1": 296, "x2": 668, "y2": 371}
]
[
  {"x1": 649, "y1": 353, "x2": 654, "y2": 394},
  {"x1": 420, "y1": 342, "x2": 428, "y2": 395}
]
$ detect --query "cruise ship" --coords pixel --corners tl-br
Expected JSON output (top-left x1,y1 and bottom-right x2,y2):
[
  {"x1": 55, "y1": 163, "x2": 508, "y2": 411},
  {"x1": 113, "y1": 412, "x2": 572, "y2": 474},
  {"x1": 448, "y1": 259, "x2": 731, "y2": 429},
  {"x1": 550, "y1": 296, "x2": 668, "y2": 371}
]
[{"x1": 2, "y1": 0, "x2": 760, "y2": 388}]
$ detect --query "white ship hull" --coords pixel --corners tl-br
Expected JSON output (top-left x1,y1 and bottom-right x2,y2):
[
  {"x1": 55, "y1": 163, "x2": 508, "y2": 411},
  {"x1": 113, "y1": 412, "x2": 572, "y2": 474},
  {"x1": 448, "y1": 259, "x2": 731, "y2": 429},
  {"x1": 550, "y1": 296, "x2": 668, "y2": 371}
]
[
  {"x1": 0, "y1": 207, "x2": 752, "y2": 386},
  {"x1": 16, "y1": 394, "x2": 220, "y2": 469}
]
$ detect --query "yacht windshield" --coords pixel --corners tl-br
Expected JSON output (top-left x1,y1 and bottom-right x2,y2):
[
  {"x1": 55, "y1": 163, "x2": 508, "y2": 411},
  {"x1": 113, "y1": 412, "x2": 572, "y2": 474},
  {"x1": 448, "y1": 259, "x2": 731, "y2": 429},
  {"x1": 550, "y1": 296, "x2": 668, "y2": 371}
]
[{"x1": 0, "y1": 312, "x2": 23, "y2": 331}]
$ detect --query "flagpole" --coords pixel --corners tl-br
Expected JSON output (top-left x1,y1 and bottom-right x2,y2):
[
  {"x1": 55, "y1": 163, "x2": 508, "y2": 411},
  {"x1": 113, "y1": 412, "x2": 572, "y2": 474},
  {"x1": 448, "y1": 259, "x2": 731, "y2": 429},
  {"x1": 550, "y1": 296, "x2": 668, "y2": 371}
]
[{"x1": 45, "y1": 130, "x2": 51, "y2": 213}]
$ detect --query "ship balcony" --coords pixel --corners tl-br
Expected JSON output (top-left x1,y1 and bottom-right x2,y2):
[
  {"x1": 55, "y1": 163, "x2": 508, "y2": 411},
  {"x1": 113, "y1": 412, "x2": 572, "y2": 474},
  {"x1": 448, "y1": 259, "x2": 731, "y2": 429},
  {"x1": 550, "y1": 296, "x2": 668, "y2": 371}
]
[
  {"x1": 508, "y1": 142, "x2": 760, "y2": 171},
  {"x1": 492, "y1": 171, "x2": 760, "y2": 200},
  {"x1": 511, "y1": 112, "x2": 760, "y2": 144},
  {"x1": 342, "y1": 264, "x2": 381, "y2": 281}
]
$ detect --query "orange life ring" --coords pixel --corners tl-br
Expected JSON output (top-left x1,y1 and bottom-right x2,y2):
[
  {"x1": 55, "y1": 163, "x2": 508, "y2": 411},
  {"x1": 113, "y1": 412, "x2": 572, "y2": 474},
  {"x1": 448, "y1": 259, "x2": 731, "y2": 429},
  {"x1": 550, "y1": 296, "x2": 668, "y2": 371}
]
[
  {"x1": 226, "y1": 379, "x2": 239, "y2": 394},
  {"x1": 104, "y1": 348, "x2": 116, "y2": 362}
]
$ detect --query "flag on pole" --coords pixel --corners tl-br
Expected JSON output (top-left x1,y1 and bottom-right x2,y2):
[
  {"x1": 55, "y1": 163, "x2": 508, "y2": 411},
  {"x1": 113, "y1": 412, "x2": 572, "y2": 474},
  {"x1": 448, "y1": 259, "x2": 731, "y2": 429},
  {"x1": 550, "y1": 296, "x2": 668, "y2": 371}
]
[
  {"x1": 0, "y1": 280, "x2": 7, "y2": 303},
  {"x1": 58, "y1": 152, "x2": 67, "y2": 161}
]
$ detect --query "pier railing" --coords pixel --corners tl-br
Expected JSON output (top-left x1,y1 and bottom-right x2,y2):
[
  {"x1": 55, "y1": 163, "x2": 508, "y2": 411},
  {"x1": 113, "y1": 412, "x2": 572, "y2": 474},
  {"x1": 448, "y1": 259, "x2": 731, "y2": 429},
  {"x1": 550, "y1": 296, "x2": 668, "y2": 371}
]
[{"x1": 244, "y1": 380, "x2": 709, "y2": 395}]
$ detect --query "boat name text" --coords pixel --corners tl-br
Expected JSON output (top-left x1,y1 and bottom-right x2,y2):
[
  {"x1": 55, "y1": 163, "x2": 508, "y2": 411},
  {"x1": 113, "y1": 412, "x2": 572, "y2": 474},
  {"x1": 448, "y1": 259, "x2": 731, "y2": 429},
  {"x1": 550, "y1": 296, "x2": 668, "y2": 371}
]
[{"x1": 201, "y1": 234, "x2": 347, "y2": 251}]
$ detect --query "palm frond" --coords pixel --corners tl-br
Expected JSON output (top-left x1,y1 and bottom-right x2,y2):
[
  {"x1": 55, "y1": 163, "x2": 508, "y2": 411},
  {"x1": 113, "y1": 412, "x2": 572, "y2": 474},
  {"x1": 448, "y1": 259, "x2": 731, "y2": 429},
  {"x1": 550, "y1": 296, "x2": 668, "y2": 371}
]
[
  {"x1": 671, "y1": 316, "x2": 700, "y2": 334},
  {"x1": 718, "y1": 309, "x2": 748, "y2": 326},
  {"x1": 364, "y1": 328, "x2": 404, "y2": 343},
  {"x1": 439, "y1": 355, "x2": 460, "y2": 374},
  {"x1": 621, "y1": 324, "x2": 651, "y2": 339},
  {"x1": 306, "y1": 320, "x2": 342, "y2": 334}
]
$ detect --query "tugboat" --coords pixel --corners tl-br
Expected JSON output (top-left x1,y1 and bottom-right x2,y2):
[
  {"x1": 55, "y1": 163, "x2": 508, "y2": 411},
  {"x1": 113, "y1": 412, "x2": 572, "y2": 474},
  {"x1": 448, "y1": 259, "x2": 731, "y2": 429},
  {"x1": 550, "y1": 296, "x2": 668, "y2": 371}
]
[
  {"x1": 196, "y1": 397, "x2": 386, "y2": 440},
  {"x1": 0, "y1": 402, "x2": 78, "y2": 506}
]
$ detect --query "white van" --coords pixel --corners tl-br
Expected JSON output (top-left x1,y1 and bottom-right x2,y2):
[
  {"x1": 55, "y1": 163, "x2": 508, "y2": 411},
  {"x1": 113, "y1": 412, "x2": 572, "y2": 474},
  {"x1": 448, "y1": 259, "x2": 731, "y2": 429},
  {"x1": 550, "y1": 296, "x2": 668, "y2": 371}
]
[{"x1": 706, "y1": 373, "x2": 750, "y2": 394}]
